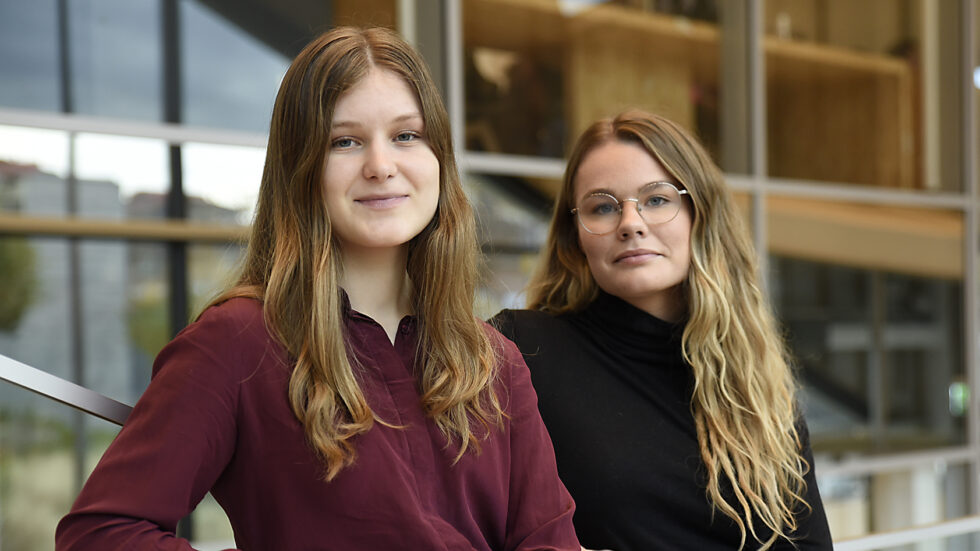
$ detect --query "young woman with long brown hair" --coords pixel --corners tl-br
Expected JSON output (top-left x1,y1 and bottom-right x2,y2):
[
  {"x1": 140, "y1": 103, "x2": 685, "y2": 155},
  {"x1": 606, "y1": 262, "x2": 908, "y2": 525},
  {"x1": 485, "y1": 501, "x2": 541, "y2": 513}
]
[
  {"x1": 56, "y1": 27, "x2": 578, "y2": 550},
  {"x1": 492, "y1": 110, "x2": 832, "y2": 550}
]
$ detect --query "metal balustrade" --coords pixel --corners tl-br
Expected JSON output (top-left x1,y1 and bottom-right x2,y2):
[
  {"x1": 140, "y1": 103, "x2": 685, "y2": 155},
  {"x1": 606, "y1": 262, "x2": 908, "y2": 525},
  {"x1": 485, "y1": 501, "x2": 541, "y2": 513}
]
[
  {"x1": 0, "y1": 352, "x2": 132, "y2": 426},
  {"x1": 3, "y1": 351, "x2": 980, "y2": 550}
]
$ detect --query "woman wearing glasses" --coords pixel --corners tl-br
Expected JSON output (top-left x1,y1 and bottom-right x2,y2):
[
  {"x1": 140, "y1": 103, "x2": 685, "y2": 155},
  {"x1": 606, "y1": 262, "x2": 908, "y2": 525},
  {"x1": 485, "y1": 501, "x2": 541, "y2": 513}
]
[{"x1": 492, "y1": 111, "x2": 832, "y2": 550}]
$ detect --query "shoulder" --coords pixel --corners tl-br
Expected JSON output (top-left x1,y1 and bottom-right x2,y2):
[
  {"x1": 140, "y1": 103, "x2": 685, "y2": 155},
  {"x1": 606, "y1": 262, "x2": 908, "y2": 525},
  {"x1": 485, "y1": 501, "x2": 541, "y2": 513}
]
[
  {"x1": 489, "y1": 308, "x2": 566, "y2": 344},
  {"x1": 182, "y1": 297, "x2": 267, "y2": 344},
  {"x1": 154, "y1": 297, "x2": 279, "y2": 379},
  {"x1": 487, "y1": 309, "x2": 585, "y2": 380}
]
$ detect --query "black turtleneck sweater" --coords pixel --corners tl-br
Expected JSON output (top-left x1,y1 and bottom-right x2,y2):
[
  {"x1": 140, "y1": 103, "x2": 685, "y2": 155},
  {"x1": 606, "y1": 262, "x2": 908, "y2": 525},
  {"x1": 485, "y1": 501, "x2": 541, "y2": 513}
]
[{"x1": 491, "y1": 292, "x2": 832, "y2": 551}]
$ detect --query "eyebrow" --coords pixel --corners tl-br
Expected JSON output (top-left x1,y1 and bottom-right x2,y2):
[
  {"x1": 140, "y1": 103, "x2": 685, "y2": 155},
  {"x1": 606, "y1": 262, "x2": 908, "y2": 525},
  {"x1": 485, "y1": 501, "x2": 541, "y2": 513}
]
[
  {"x1": 330, "y1": 113, "x2": 424, "y2": 130},
  {"x1": 584, "y1": 181, "x2": 680, "y2": 195}
]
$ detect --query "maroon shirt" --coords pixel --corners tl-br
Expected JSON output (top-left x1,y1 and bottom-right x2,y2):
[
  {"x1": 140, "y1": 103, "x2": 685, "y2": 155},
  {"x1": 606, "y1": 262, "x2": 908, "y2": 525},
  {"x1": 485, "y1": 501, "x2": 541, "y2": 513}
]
[{"x1": 56, "y1": 297, "x2": 578, "y2": 550}]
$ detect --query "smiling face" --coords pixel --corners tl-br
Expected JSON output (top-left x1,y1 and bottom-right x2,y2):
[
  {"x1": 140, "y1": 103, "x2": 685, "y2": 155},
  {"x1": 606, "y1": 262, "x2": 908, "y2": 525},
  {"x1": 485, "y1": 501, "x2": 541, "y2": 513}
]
[
  {"x1": 322, "y1": 68, "x2": 440, "y2": 259},
  {"x1": 574, "y1": 139, "x2": 693, "y2": 321}
]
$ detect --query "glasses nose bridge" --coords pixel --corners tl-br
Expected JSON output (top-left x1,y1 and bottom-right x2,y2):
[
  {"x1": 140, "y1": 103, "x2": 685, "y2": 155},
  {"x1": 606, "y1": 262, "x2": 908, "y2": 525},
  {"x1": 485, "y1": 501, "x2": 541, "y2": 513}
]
[{"x1": 618, "y1": 196, "x2": 643, "y2": 216}]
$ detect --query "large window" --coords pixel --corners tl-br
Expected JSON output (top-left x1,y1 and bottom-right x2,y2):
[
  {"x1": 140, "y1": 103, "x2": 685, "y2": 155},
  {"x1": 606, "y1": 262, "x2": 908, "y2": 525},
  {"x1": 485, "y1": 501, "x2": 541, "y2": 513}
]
[
  {"x1": 0, "y1": 1, "x2": 977, "y2": 548},
  {"x1": 0, "y1": 1, "x2": 397, "y2": 548}
]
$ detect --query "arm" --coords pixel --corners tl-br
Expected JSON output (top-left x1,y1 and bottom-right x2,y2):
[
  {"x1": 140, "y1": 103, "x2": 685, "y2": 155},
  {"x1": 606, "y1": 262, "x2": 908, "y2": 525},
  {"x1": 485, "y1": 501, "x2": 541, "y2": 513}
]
[
  {"x1": 494, "y1": 332, "x2": 580, "y2": 551},
  {"x1": 55, "y1": 308, "x2": 245, "y2": 551}
]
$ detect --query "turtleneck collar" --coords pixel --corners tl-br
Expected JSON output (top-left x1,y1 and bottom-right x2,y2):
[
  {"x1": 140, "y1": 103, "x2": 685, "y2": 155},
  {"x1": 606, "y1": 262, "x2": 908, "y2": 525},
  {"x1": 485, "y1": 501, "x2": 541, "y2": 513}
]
[{"x1": 573, "y1": 290, "x2": 686, "y2": 361}]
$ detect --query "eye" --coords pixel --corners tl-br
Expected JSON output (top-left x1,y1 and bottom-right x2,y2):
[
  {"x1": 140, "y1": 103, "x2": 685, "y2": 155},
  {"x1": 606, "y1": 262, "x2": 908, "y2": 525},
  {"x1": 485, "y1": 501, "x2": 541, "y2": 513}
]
[
  {"x1": 394, "y1": 131, "x2": 421, "y2": 143},
  {"x1": 331, "y1": 137, "x2": 357, "y2": 149},
  {"x1": 586, "y1": 198, "x2": 619, "y2": 216},
  {"x1": 643, "y1": 195, "x2": 668, "y2": 208}
]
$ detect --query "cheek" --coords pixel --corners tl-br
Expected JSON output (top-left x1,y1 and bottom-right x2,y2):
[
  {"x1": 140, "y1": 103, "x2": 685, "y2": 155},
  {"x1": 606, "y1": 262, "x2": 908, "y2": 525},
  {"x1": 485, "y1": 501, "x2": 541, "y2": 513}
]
[{"x1": 576, "y1": 232, "x2": 607, "y2": 272}]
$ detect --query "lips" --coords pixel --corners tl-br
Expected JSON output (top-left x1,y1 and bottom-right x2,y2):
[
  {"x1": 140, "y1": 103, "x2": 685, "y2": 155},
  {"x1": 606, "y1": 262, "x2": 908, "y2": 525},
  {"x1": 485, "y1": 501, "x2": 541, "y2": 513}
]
[
  {"x1": 614, "y1": 249, "x2": 662, "y2": 263},
  {"x1": 354, "y1": 194, "x2": 408, "y2": 208}
]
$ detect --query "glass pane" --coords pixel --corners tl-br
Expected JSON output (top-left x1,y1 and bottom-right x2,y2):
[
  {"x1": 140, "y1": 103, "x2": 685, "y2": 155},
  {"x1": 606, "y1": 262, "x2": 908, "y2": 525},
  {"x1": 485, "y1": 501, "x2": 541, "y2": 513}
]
[
  {"x1": 0, "y1": 387, "x2": 111, "y2": 550},
  {"x1": 764, "y1": 0, "x2": 957, "y2": 191},
  {"x1": 68, "y1": 0, "x2": 162, "y2": 121},
  {"x1": 81, "y1": 241, "x2": 170, "y2": 405},
  {"x1": 0, "y1": 127, "x2": 71, "y2": 216},
  {"x1": 127, "y1": 243, "x2": 171, "y2": 392},
  {"x1": 188, "y1": 243, "x2": 246, "y2": 317},
  {"x1": 0, "y1": 237, "x2": 72, "y2": 378},
  {"x1": 466, "y1": 173, "x2": 552, "y2": 317},
  {"x1": 463, "y1": 0, "x2": 726, "y2": 165},
  {"x1": 73, "y1": 134, "x2": 170, "y2": 220},
  {"x1": 182, "y1": 142, "x2": 264, "y2": 225},
  {"x1": 180, "y1": 0, "x2": 291, "y2": 133},
  {"x1": 0, "y1": 0, "x2": 60, "y2": 111},
  {"x1": 768, "y1": 197, "x2": 965, "y2": 456},
  {"x1": 819, "y1": 462, "x2": 971, "y2": 540}
]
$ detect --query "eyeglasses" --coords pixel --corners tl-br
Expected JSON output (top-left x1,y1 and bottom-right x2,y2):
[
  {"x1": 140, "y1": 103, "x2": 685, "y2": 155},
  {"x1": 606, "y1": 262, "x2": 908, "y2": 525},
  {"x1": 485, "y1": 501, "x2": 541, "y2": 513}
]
[{"x1": 571, "y1": 181, "x2": 689, "y2": 235}]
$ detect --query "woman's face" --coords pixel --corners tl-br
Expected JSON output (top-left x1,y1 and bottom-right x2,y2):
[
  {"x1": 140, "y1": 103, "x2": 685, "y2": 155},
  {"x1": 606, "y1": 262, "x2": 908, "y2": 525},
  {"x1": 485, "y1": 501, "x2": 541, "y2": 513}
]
[
  {"x1": 322, "y1": 68, "x2": 440, "y2": 257},
  {"x1": 573, "y1": 139, "x2": 693, "y2": 321}
]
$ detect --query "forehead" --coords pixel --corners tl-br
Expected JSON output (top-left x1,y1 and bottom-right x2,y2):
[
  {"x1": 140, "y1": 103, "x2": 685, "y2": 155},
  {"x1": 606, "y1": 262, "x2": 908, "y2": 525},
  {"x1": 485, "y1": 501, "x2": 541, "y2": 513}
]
[
  {"x1": 573, "y1": 140, "x2": 670, "y2": 199},
  {"x1": 332, "y1": 68, "x2": 422, "y2": 122}
]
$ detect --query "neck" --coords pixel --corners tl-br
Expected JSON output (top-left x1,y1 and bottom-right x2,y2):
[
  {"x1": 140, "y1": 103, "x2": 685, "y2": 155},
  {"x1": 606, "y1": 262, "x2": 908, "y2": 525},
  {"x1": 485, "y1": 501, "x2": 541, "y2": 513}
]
[
  {"x1": 340, "y1": 245, "x2": 413, "y2": 343},
  {"x1": 621, "y1": 286, "x2": 686, "y2": 323}
]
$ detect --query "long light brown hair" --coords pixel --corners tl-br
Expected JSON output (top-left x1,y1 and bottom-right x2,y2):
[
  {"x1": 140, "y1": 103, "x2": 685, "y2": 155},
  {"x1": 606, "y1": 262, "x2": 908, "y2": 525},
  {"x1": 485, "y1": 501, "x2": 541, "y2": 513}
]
[
  {"x1": 210, "y1": 26, "x2": 501, "y2": 481},
  {"x1": 528, "y1": 111, "x2": 808, "y2": 549}
]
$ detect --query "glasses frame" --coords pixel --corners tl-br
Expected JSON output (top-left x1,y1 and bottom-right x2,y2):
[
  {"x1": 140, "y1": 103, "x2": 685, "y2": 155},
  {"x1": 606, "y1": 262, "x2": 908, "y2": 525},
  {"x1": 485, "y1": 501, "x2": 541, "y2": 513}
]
[{"x1": 570, "y1": 181, "x2": 690, "y2": 235}]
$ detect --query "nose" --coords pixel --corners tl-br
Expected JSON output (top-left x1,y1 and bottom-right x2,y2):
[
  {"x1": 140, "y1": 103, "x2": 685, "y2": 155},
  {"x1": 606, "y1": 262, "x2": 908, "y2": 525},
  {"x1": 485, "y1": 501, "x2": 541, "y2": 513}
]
[
  {"x1": 362, "y1": 142, "x2": 397, "y2": 181},
  {"x1": 617, "y1": 199, "x2": 645, "y2": 239}
]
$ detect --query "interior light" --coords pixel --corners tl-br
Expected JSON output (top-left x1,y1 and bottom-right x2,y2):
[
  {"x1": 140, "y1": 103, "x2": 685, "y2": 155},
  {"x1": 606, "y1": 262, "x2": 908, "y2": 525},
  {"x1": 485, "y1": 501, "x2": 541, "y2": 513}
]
[{"x1": 975, "y1": 66, "x2": 980, "y2": 90}]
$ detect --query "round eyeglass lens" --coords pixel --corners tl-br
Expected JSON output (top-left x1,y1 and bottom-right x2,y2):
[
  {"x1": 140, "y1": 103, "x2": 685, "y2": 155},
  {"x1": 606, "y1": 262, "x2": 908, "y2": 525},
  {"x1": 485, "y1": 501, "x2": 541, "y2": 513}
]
[{"x1": 576, "y1": 183, "x2": 684, "y2": 235}]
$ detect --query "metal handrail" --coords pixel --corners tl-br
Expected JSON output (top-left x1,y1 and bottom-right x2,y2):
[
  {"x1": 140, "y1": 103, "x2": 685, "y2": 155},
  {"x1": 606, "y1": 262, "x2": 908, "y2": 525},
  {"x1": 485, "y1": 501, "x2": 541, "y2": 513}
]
[
  {"x1": 834, "y1": 515, "x2": 980, "y2": 550},
  {"x1": 0, "y1": 353, "x2": 132, "y2": 426},
  {"x1": 4, "y1": 351, "x2": 980, "y2": 550}
]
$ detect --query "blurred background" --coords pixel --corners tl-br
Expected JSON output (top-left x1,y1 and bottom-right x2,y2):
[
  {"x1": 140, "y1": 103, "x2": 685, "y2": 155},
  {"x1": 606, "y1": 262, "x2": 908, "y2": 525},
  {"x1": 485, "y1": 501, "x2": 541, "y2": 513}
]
[{"x1": 0, "y1": 0, "x2": 977, "y2": 549}]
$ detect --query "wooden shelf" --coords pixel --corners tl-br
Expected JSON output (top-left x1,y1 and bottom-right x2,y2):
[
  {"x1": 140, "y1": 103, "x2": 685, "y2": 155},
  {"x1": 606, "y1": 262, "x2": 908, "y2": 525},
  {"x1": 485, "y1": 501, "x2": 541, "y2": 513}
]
[{"x1": 464, "y1": 0, "x2": 918, "y2": 189}]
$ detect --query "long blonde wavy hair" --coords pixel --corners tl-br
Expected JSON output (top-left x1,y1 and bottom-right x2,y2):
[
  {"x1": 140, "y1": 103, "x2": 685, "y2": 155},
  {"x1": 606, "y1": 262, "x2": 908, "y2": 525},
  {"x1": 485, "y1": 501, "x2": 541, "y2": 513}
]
[
  {"x1": 527, "y1": 110, "x2": 808, "y2": 549},
  {"x1": 209, "y1": 27, "x2": 501, "y2": 481}
]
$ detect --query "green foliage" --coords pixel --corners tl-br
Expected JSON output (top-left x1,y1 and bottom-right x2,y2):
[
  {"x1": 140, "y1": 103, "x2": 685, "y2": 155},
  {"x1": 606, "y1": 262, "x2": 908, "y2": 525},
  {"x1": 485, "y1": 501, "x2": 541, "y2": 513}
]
[
  {"x1": 0, "y1": 238, "x2": 38, "y2": 332},
  {"x1": 127, "y1": 294, "x2": 170, "y2": 360}
]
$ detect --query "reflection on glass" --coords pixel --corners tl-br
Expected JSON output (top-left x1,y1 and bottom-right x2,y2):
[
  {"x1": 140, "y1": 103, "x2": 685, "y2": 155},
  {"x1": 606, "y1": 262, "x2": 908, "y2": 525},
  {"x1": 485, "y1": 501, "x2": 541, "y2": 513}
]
[
  {"x1": 0, "y1": 237, "x2": 72, "y2": 377},
  {"x1": 771, "y1": 255, "x2": 965, "y2": 454},
  {"x1": 180, "y1": 0, "x2": 290, "y2": 133},
  {"x1": 0, "y1": 126, "x2": 70, "y2": 197},
  {"x1": 125, "y1": 243, "x2": 170, "y2": 399},
  {"x1": 0, "y1": 389, "x2": 95, "y2": 550},
  {"x1": 818, "y1": 463, "x2": 971, "y2": 540},
  {"x1": 188, "y1": 243, "x2": 246, "y2": 317},
  {"x1": 463, "y1": 0, "x2": 723, "y2": 162},
  {"x1": 77, "y1": 241, "x2": 170, "y2": 406},
  {"x1": 68, "y1": 0, "x2": 162, "y2": 121},
  {"x1": 73, "y1": 134, "x2": 169, "y2": 219},
  {"x1": 0, "y1": 236, "x2": 76, "y2": 549},
  {"x1": 183, "y1": 143, "x2": 265, "y2": 225},
  {"x1": 0, "y1": 0, "x2": 59, "y2": 110}
]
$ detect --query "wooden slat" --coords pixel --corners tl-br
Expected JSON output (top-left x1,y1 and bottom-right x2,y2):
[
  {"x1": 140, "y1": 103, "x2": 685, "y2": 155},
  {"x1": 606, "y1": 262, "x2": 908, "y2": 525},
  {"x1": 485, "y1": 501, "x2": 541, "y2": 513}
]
[{"x1": 0, "y1": 214, "x2": 247, "y2": 242}]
